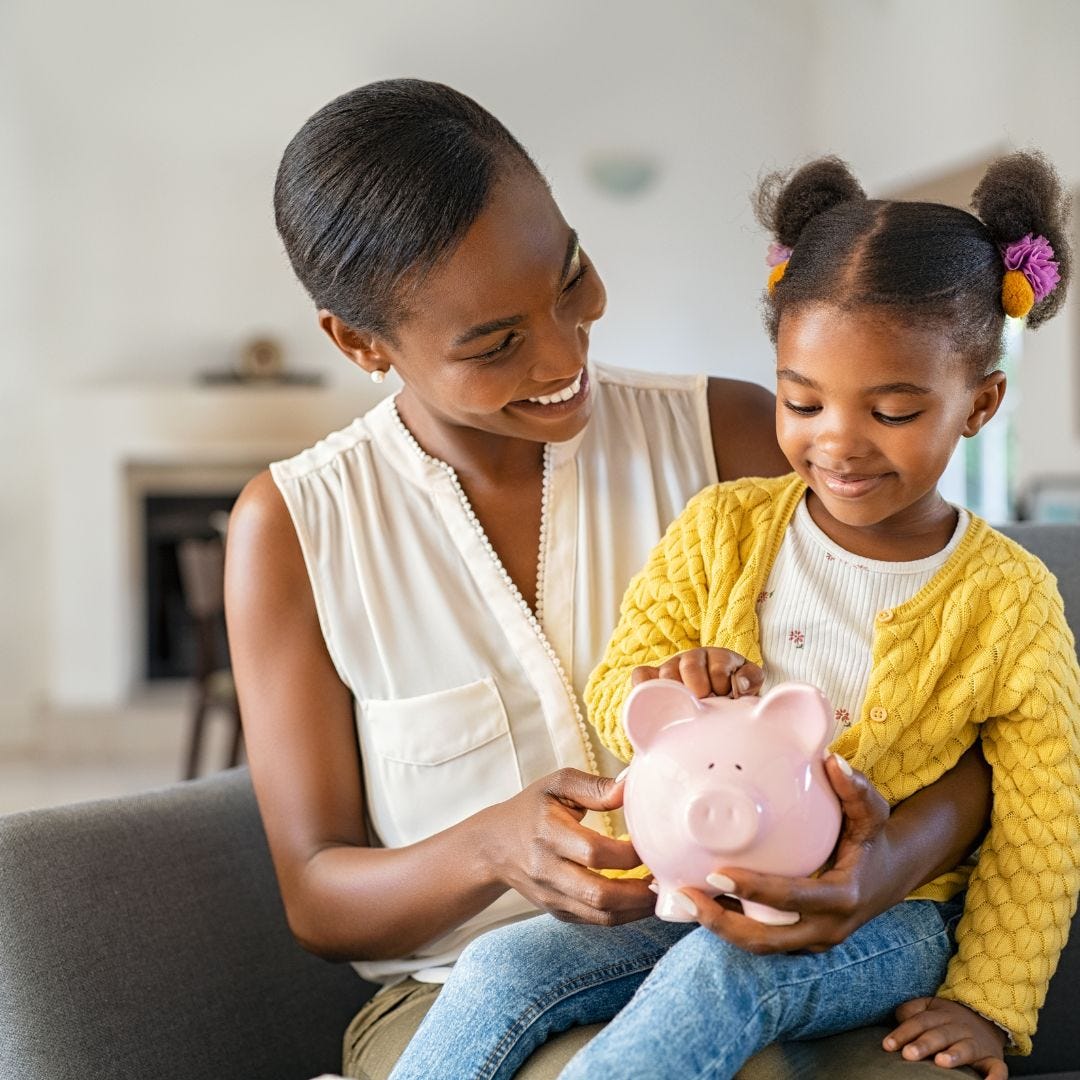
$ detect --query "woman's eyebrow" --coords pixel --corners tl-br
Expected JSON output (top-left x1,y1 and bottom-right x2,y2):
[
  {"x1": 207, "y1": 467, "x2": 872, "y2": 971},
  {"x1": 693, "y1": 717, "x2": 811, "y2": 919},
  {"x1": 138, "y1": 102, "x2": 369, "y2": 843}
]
[{"x1": 450, "y1": 231, "x2": 581, "y2": 349}]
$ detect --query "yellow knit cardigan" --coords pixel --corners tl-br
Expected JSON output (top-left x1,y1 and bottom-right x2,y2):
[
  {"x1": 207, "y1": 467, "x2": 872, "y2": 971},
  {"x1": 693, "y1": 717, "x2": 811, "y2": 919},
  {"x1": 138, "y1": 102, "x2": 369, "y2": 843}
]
[{"x1": 585, "y1": 474, "x2": 1080, "y2": 1053}]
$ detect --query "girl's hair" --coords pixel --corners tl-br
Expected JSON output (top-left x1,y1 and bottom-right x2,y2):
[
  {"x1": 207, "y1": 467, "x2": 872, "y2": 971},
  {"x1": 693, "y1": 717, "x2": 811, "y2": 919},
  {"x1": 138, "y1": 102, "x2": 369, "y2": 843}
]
[
  {"x1": 754, "y1": 152, "x2": 1072, "y2": 377},
  {"x1": 274, "y1": 79, "x2": 542, "y2": 340}
]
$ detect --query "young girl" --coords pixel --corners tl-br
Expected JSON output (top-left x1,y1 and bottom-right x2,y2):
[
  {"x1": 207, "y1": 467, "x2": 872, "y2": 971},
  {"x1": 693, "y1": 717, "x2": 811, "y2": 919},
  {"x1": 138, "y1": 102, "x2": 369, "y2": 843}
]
[{"x1": 388, "y1": 153, "x2": 1080, "y2": 1080}]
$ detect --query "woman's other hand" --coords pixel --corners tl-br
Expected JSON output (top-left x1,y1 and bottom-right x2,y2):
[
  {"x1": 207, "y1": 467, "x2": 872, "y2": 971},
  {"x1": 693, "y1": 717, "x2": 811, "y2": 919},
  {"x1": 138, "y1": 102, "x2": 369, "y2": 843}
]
[
  {"x1": 632, "y1": 647, "x2": 764, "y2": 700},
  {"x1": 884, "y1": 997, "x2": 1008, "y2": 1079},
  {"x1": 679, "y1": 754, "x2": 898, "y2": 953},
  {"x1": 482, "y1": 768, "x2": 655, "y2": 926}
]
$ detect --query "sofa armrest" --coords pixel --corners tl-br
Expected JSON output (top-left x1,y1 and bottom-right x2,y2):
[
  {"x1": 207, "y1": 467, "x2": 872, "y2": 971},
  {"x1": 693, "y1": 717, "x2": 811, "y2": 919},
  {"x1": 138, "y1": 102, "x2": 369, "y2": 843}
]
[{"x1": 0, "y1": 767, "x2": 374, "y2": 1080}]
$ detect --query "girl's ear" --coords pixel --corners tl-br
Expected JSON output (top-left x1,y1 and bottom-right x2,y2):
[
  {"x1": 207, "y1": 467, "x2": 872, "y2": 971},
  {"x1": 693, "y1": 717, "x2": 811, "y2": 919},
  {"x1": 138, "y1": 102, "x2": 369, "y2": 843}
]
[
  {"x1": 318, "y1": 310, "x2": 392, "y2": 378},
  {"x1": 962, "y1": 370, "x2": 1007, "y2": 438}
]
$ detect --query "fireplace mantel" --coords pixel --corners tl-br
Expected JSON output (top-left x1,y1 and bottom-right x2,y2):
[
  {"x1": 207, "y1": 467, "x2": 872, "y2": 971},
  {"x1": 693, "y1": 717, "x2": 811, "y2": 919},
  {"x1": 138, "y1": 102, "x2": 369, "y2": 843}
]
[{"x1": 49, "y1": 378, "x2": 386, "y2": 707}]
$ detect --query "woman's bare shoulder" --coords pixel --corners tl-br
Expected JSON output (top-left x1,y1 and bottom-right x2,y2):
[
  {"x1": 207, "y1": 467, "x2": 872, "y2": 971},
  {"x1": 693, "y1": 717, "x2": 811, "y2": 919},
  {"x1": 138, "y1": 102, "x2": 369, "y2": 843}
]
[{"x1": 706, "y1": 377, "x2": 789, "y2": 481}]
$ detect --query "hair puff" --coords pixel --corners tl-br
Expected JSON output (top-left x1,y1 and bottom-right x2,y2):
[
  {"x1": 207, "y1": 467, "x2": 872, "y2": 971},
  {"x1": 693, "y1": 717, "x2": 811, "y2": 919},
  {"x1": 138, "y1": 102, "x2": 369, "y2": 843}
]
[
  {"x1": 972, "y1": 151, "x2": 1072, "y2": 328},
  {"x1": 754, "y1": 156, "x2": 866, "y2": 250}
]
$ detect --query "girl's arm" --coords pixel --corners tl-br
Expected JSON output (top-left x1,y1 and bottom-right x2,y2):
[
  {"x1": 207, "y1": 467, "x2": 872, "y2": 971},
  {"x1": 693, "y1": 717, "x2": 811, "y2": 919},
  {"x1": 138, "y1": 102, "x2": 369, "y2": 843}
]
[
  {"x1": 225, "y1": 472, "x2": 654, "y2": 962},
  {"x1": 707, "y1": 377, "x2": 790, "y2": 480}
]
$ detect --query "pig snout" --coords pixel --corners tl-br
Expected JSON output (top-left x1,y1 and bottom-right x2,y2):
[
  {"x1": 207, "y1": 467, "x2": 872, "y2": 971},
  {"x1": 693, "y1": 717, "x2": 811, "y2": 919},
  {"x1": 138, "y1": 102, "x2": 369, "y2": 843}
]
[{"x1": 684, "y1": 786, "x2": 760, "y2": 853}]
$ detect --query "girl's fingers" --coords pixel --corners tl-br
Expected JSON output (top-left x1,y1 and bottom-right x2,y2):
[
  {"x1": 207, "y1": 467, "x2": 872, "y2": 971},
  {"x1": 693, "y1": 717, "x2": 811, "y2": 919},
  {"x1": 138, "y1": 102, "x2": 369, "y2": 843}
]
[
  {"x1": 677, "y1": 651, "x2": 714, "y2": 698},
  {"x1": 731, "y1": 660, "x2": 765, "y2": 698},
  {"x1": 893, "y1": 997, "x2": 934, "y2": 1023},
  {"x1": 970, "y1": 1057, "x2": 1009, "y2": 1080},
  {"x1": 631, "y1": 664, "x2": 659, "y2": 685}
]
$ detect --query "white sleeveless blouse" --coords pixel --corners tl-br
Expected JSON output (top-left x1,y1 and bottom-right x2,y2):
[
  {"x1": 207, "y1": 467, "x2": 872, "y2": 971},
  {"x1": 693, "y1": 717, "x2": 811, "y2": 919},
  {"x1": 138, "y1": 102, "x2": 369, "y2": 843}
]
[{"x1": 270, "y1": 364, "x2": 716, "y2": 983}]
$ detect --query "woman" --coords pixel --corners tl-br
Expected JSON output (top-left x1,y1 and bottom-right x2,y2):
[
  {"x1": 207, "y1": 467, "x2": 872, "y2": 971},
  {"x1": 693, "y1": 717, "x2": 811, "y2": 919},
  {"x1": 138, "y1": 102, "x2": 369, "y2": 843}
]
[{"x1": 225, "y1": 79, "x2": 990, "y2": 1078}]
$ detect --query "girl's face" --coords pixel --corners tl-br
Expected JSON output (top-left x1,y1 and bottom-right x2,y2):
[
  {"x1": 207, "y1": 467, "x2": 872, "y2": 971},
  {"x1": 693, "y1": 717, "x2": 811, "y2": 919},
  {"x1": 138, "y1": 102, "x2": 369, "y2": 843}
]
[
  {"x1": 775, "y1": 304, "x2": 1004, "y2": 554},
  {"x1": 327, "y1": 166, "x2": 607, "y2": 446}
]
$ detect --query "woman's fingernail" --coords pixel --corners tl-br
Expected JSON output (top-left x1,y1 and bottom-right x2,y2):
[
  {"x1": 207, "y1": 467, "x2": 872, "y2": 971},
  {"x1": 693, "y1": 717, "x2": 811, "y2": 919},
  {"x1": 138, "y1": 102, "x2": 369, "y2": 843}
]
[
  {"x1": 706, "y1": 873, "x2": 736, "y2": 893},
  {"x1": 736, "y1": 675, "x2": 751, "y2": 693},
  {"x1": 647, "y1": 882, "x2": 659, "y2": 894},
  {"x1": 883, "y1": 1038, "x2": 896, "y2": 1051},
  {"x1": 671, "y1": 892, "x2": 697, "y2": 917},
  {"x1": 832, "y1": 753, "x2": 853, "y2": 776},
  {"x1": 615, "y1": 766, "x2": 630, "y2": 784}
]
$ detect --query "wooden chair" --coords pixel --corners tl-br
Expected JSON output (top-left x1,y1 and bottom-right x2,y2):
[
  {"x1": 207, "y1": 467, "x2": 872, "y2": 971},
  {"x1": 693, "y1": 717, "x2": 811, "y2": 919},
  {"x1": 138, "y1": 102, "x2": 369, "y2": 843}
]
[{"x1": 176, "y1": 536, "x2": 243, "y2": 779}]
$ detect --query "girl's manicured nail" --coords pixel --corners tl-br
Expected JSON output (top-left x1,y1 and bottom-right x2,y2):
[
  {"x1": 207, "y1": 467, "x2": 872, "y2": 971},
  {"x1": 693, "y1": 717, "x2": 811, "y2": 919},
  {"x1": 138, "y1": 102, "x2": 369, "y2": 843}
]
[
  {"x1": 647, "y1": 882, "x2": 659, "y2": 894},
  {"x1": 736, "y1": 675, "x2": 751, "y2": 693},
  {"x1": 706, "y1": 873, "x2": 737, "y2": 894},
  {"x1": 615, "y1": 766, "x2": 630, "y2": 784},
  {"x1": 832, "y1": 753, "x2": 853, "y2": 776},
  {"x1": 671, "y1": 891, "x2": 697, "y2": 917}
]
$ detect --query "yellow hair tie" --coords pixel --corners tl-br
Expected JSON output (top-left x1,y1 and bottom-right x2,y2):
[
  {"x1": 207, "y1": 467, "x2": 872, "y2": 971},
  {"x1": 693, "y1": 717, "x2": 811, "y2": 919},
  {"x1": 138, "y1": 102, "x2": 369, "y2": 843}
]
[
  {"x1": 1001, "y1": 268, "x2": 1035, "y2": 319},
  {"x1": 767, "y1": 260, "x2": 789, "y2": 294}
]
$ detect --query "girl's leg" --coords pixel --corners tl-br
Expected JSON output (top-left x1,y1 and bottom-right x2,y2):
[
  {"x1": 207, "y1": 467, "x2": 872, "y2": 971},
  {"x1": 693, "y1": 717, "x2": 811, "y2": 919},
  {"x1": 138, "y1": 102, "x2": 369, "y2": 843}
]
[
  {"x1": 388, "y1": 913, "x2": 693, "y2": 1080},
  {"x1": 560, "y1": 897, "x2": 963, "y2": 1080}
]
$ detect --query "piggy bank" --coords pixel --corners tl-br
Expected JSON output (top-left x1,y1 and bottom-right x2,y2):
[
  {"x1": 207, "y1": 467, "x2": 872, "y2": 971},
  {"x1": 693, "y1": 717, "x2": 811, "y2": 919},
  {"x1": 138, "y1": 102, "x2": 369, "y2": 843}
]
[{"x1": 622, "y1": 679, "x2": 842, "y2": 925}]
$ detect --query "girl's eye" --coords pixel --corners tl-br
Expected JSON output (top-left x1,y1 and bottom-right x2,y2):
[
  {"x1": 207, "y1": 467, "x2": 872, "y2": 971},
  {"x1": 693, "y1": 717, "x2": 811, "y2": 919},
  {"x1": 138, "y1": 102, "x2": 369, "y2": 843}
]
[
  {"x1": 874, "y1": 411, "x2": 922, "y2": 425},
  {"x1": 472, "y1": 332, "x2": 520, "y2": 362},
  {"x1": 561, "y1": 264, "x2": 590, "y2": 295},
  {"x1": 783, "y1": 401, "x2": 820, "y2": 416}
]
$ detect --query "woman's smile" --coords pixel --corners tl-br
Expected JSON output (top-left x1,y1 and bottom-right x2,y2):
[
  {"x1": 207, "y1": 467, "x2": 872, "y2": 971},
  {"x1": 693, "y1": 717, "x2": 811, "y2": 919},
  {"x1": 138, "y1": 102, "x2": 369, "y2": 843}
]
[{"x1": 509, "y1": 366, "x2": 590, "y2": 419}]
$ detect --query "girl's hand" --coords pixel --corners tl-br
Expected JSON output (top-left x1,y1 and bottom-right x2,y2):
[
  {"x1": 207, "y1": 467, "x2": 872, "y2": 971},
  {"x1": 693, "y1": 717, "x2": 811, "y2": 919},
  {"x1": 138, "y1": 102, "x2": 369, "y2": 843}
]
[
  {"x1": 632, "y1": 647, "x2": 764, "y2": 699},
  {"x1": 884, "y1": 997, "x2": 1008, "y2": 1079},
  {"x1": 482, "y1": 768, "x2": 655, "y2": 926},
  {"x1": 680, "y1": 754, "x2": 898, "y2": 953}
]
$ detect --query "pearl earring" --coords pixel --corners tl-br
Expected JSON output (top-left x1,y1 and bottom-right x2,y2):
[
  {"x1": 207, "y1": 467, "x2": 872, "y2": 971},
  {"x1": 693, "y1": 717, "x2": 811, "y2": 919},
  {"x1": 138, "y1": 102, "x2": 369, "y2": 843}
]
[{"x1": 370, "y1": 369, "x2": 387, "y2": 385}]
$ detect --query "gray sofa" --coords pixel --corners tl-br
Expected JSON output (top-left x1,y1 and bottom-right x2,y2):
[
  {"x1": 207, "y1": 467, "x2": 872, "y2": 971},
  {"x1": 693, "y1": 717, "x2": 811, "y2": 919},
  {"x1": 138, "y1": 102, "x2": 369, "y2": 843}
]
[{"x1": 1, "y1": 523, "x2": 1078, "y2": 1080}]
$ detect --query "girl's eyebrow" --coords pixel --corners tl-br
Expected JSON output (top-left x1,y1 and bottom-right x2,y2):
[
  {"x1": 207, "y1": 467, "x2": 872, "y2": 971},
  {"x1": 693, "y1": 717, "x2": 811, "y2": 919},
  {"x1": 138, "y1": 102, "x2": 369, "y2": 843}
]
[
  {"x1": 776, "y1": 369, "x2": 931, "y2": 395},
  {"x1": 450, "y1": 231, "x2": 579, "y2": 349}
]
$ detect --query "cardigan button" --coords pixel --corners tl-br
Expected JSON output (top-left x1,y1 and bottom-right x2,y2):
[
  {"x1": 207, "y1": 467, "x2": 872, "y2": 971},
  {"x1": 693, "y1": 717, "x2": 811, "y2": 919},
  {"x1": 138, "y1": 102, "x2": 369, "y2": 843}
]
[
  {"x1": 876, "y1": 609, "x2": 895, "y2": 623},
  {"x1": 870, "y1": 706, "x2": 888, "y2": 722}
]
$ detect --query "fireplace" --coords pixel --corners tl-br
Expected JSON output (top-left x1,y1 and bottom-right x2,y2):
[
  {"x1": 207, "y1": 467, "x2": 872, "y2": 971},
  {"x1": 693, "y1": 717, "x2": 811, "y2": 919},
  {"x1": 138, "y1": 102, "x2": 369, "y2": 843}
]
[
  {"x1": 48, "y1": 378, "x2": 384, "y2": 708},
  {"x1": 143, "y1": 491, "x2": 237, "y2": 680}
]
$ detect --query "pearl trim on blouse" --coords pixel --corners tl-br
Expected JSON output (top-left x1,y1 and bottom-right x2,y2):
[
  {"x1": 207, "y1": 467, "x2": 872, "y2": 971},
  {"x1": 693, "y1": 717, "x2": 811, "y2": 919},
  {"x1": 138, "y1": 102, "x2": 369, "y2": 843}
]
[{"x1": 388, "y1": 399, "x2": 611, "y2": 835}]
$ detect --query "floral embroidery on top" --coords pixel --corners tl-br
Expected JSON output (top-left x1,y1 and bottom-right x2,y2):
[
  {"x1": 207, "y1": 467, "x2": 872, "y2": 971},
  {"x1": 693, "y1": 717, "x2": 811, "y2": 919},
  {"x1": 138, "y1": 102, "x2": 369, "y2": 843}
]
[
  {"x1": 757, "y1": 590, "x2": 773, "y2": 606},
  {"x1": 788, "y1": 628, "x2": 805, "y2": 649},
  {"x1": 824, "y1": 552, "x2": 835, "y2": 562},
  {"x1": 834, "y1": 707, "x2": 851, "y2": 728}
]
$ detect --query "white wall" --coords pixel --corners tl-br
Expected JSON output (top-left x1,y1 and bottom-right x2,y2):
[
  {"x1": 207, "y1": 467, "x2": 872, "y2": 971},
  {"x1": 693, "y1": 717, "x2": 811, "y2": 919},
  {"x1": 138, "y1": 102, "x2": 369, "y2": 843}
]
[
  {"x1": 806, "y1": 0, "x2": 1080, "y2": 490},
  {"x1": 3, "y1": 0, "x2": 1079, "y2": 743}
]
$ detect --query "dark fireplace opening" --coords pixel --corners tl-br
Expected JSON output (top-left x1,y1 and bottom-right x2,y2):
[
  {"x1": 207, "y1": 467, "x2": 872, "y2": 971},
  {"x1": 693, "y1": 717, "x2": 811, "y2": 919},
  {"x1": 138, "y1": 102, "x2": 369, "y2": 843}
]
[{"x1": 144, "y1": 492, "x2": 238, "y2": 680}]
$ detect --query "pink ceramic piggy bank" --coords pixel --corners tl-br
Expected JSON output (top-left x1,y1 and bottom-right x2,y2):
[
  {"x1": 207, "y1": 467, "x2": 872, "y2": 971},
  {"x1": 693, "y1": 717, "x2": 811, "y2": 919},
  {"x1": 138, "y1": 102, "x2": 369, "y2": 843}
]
[{"x1": 622, "y1": 679, "x2": 842, "y2": 925}]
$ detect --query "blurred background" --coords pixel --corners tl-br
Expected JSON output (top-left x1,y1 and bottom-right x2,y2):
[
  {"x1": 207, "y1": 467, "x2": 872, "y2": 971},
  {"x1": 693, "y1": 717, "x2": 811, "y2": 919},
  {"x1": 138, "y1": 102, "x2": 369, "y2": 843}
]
[{"x1": 2, "y1": 0, "x2": 1079, "y2": 809}]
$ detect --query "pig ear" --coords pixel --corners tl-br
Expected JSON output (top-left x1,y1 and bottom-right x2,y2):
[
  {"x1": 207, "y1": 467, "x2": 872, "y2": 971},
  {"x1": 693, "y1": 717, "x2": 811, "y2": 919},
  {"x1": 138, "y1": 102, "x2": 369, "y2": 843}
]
[
  {"x1": 622, "y1": 679, "x2": 702, "y2": 752},
  {"x1": 751, "y1": 682, "x2": 833, "y2": 757}
]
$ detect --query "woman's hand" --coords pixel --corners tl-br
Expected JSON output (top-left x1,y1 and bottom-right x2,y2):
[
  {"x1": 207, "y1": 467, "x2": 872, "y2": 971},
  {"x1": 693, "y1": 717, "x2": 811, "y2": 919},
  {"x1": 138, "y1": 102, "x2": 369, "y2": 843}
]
[
  {"x1": 884, "y1": 997, "x2": 1008, "y2": 1079},
  {"x1": 482, "y1": 768, "x2": 656, "y2": 926},
  {"x1": 632, "y1": 647, "x2": 764, "y2": 699},
  {"x1": 680, "y1": 754, "x2": 900, "y2": 953}
]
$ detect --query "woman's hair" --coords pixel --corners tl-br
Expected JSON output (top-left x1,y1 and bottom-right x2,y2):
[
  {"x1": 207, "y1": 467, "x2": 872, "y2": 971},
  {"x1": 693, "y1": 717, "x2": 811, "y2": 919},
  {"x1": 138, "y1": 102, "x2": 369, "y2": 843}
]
[
  {"x1": 754, "y1": 152, "x2": 1072, "y2": 377},
  {"x1": 274, "y1": 79, "x2": 542, "y2": 340}
]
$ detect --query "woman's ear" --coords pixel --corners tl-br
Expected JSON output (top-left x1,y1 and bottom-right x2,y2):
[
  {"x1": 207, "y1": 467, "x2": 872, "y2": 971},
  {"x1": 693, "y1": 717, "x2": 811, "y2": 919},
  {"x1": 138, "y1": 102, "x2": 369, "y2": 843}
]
[
  {"x1": 318, "y1": 310, "x2": 392, "y2": 378},
  {"x1": 962, "y1": 370, "x2": 1007, "y2": 438}
]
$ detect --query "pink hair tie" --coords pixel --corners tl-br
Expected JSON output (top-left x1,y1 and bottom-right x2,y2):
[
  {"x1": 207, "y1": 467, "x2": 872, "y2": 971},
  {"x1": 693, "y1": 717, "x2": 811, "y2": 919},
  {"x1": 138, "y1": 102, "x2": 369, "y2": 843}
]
[
  {"x1": 766, "y1": 242, "x2": 793, "y2": 268},
  {"x1": 1002, "y1": 233, "x2": 1060, "y2": 303}
]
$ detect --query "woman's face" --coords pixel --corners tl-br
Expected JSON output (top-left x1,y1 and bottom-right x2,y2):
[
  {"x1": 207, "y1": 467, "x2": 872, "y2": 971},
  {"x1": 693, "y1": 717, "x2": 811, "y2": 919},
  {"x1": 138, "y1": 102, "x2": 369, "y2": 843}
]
[{"x1": 365, "y1": 167, "x2": 607, "y2": 445}]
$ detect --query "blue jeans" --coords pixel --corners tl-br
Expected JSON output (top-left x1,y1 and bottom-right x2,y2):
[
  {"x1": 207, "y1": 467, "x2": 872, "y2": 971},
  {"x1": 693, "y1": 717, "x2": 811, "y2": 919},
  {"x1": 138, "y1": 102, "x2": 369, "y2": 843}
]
[{"x1": 388, "y1": 896, "x2": 964, "y2": 1080}]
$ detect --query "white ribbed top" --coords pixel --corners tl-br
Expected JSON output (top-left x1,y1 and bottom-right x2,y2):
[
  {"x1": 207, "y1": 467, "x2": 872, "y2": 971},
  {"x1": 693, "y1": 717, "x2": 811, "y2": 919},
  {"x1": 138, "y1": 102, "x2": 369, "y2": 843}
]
[{"x1": 759, "y1": 495, "x2": 970, "y2": 739}]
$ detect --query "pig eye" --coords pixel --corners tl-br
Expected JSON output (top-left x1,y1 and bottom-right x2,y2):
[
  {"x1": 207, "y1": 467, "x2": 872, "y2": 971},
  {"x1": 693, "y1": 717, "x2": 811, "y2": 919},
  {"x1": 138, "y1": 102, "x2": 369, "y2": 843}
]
[
  {"x1": 707, "y1": 762, "x2": 715, "y2": 769},
  {"x1": 734, "y1": 764, "x2": 743, "y2": 771}
]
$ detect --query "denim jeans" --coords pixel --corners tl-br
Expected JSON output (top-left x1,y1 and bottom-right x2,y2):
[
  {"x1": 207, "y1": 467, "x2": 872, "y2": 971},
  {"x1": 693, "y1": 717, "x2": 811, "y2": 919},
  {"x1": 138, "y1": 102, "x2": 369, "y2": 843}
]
[{"x1": 387, "y1": 896, "x2": 964, "y2": 1080}]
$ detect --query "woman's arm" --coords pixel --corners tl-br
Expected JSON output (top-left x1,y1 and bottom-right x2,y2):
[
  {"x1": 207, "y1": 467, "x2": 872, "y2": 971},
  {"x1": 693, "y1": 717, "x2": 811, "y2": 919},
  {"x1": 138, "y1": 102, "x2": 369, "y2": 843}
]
[
  {"x1": 225, "y1": 472, "x2": 654, "y2": 962},
  {"x1": 707, "y1": 377, "x2": 790, "y2": 480}
]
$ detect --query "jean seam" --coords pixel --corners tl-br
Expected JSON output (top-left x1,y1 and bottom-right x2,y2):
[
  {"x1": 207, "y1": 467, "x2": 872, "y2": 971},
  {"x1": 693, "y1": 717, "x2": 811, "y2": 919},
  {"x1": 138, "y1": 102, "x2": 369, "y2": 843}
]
[
  {"x1": 477, "y1": 950, "x2": 671, "y2": 1080},
  {"x1": 687, "y1": 912, "x2": 954, "y2": 1080}
]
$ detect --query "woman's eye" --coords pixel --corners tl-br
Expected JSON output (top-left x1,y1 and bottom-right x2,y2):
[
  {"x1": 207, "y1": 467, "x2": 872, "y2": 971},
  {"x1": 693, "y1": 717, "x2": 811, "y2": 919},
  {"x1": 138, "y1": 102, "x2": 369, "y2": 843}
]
[
  {"x1": 874, "y1": 411, "x2": 921, "y2": 425},
  {"x1": 783, "y1": 401, "x2": 820, "y2": 416},
  {"x1": 472, "y1": 332, "x2": 519, "y2": 361},
  {"x1": 561, "y1": 264, "x2": 590, "y2": 295}
]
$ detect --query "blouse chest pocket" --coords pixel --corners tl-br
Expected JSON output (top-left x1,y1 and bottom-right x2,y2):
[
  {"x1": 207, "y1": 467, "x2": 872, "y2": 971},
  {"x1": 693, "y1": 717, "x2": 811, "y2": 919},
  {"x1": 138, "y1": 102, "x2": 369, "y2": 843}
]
[{"x1": 358, "y1": 677, "x2": 523, "y2": 849}]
